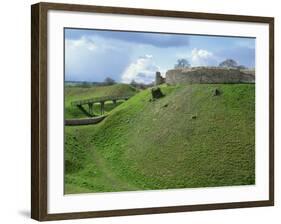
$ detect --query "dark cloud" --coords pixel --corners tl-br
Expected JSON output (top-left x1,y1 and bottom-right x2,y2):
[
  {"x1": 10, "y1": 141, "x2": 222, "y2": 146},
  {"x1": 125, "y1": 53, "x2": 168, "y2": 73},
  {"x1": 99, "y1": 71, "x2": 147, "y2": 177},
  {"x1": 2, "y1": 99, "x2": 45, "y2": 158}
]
[{"x1": 65, "y1": 28, "x2": 189, "y2": 48}]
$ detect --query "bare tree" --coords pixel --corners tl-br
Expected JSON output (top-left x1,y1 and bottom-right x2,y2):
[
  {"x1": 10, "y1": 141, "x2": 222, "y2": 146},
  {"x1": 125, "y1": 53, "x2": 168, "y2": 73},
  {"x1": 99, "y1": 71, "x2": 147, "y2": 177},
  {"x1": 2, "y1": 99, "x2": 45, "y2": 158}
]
[
  {"x1": 103, "y1": 77, "x2": 116, "y2": 85},
  {"x1": 174, "y1": 58, "x2": 190, "y2": 69},
  {"x1": 218, "y1": 59, "x2": 238, "y2": 68}
]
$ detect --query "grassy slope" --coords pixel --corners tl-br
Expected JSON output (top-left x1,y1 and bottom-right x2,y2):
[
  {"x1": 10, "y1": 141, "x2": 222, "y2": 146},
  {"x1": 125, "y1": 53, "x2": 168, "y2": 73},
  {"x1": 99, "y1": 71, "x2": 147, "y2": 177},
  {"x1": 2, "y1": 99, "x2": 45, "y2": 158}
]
[
  {"x1": 65, "y1": 83, "x2": 137, "y2": 119},
  {"x1": 65, "y1": 84, "x2": 255, "y2": 193}
]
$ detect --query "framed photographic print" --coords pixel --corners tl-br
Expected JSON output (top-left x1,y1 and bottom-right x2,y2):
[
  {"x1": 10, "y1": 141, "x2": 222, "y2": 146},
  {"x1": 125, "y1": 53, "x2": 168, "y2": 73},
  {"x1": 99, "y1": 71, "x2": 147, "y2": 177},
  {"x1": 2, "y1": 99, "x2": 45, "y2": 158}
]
[{"x1": 31, "y1": 2, "x2": 274, "y2": 221}]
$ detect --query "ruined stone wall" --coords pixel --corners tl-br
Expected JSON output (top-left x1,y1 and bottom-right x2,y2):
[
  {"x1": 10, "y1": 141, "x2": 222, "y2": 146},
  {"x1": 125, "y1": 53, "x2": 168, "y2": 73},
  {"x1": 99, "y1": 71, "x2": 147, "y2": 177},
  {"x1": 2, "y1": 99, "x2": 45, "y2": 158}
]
[{"x1": 165, "y1": 67, "x2": 255, "y2": 85}]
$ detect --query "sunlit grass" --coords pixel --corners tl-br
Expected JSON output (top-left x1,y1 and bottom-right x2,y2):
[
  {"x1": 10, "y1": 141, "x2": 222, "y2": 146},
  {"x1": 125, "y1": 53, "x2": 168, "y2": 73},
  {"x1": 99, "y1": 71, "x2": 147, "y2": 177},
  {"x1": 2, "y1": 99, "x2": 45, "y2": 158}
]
[{"x1": 65, "y1": 84, "x2": 255, "y2": 193}]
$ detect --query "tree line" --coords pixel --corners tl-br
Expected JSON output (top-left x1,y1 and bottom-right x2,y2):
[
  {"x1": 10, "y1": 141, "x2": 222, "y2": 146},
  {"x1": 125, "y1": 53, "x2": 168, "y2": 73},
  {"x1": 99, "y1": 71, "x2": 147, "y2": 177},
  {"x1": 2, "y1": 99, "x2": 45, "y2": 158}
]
[{"x1": 174, "y1": 58, "x2": 247, "y2": 70}]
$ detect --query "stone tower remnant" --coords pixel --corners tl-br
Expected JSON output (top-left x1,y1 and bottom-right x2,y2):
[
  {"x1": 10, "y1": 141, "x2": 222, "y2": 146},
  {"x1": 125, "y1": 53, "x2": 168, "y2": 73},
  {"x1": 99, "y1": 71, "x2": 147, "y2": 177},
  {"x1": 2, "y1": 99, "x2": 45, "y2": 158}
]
[{"x1": 155, "y1": 71, "x2": 165, "y2": 86}]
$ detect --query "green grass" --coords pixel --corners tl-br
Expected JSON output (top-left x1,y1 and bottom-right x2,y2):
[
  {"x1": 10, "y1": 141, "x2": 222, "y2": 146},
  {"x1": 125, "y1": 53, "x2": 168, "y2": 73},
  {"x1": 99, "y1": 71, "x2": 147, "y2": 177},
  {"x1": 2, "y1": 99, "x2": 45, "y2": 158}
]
[
  {"x1": 65, "y1": 83, "x2": 137, "y2": 119},
  {"x1": 65, "y1": 84, "x2": 255, "y2": 194}
]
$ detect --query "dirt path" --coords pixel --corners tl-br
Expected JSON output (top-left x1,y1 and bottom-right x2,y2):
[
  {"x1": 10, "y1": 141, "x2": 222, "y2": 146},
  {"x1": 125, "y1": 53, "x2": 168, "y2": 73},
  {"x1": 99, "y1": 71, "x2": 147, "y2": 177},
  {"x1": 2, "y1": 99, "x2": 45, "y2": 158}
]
[{"x1": 92, "y1": 149, "x2": 139, "y2": 191}]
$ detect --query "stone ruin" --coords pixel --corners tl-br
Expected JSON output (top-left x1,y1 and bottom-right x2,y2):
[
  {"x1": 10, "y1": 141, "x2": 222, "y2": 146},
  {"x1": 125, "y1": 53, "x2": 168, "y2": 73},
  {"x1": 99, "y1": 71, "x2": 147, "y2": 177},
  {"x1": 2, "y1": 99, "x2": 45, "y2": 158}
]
[
  {"x1": 155, "y1": 67, "x2": 255, "y2": 85},
  {"x1": 155, "y1": 71, "x2": 166, "y2": 86}
]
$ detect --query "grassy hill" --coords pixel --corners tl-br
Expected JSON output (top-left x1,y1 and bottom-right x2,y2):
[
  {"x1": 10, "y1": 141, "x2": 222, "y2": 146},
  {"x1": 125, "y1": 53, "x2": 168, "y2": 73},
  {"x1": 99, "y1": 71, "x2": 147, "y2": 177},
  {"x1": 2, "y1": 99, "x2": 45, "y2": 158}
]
[
  {"x1": 65, "y1": 83, "x2": 137, "y2": 119},
  {"x1": 65, "y1": 84, "x2": 255, "y2": 194}
]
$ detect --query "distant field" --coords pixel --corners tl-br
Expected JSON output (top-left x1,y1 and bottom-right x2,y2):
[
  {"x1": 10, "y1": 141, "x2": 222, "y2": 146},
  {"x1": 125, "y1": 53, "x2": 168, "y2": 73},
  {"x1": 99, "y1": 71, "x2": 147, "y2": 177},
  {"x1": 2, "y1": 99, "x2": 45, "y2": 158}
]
[
  {"x1": 65, "y1": 83, "x2": 255, "y2": 194},
  {"x1": 65, "y1": 83, "x2": 137, "y2": 119}
]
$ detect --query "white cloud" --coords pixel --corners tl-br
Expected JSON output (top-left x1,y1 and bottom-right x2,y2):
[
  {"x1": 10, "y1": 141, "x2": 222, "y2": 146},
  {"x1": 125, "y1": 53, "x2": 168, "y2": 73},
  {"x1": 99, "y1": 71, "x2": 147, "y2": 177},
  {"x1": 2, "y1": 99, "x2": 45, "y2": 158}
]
[
  {"x1": 65, "y1": 36, "x2": 132, "y2": 82},
  {"x1": 121, "y1": 55, "x2": 160, "y2": 84},
  {"x1": 66, "y1": 36, "x2": 96, "y2": 51},
  {"x1": 190, "y1": 48, "x2": 218, "y2": 66}
]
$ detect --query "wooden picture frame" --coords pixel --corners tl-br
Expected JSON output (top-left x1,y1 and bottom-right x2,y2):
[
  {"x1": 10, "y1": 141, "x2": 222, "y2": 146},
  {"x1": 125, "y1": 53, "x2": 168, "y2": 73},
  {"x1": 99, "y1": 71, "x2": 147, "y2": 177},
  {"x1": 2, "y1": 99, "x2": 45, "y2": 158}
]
[{"x1": 31, "y1": 2, "x2": 274, "y2": 221}]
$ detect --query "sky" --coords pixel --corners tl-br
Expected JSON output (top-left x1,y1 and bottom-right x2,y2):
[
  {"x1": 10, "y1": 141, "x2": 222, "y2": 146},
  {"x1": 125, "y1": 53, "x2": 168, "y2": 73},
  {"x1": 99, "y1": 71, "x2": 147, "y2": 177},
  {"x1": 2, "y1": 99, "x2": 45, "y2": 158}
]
[{"x1": 65, "y1": 28, "x2": 255, "y2": 84}]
